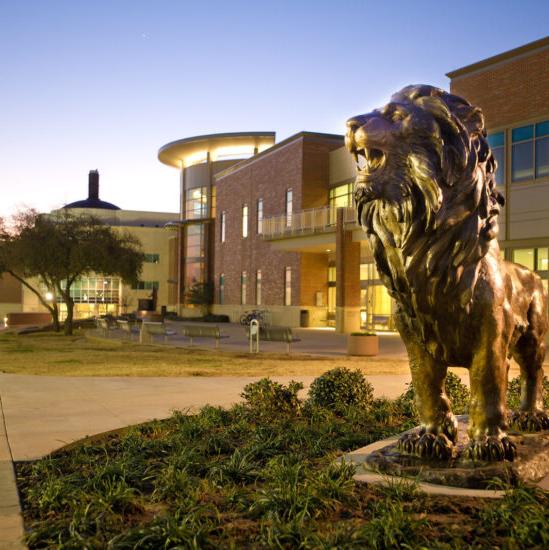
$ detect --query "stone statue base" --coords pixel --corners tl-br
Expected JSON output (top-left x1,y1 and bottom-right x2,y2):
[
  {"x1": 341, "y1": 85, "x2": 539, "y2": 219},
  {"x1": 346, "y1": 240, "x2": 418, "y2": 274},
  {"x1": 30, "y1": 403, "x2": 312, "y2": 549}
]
[{"x1": 344, "y1": 416, "x2": 549, "y2": 492}]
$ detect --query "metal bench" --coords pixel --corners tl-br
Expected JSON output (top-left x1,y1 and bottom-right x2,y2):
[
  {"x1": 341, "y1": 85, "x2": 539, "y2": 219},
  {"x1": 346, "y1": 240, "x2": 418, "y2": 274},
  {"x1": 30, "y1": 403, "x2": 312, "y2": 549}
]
[
  {"x1": 179, "y1": 323, "x2": 226, "y2": 348},
  {"x1": 140, "y1": 321, "x2": 176, "y2": 344},
  {"x1": 117, "y1": 319, "x2": 139, "y2": 340},
  {"x1": 97, "y1": 318, "x2": 114, "y2": 338},
  {"x1": 252, "y1": 325, "x2": 301, "y2": 353}
]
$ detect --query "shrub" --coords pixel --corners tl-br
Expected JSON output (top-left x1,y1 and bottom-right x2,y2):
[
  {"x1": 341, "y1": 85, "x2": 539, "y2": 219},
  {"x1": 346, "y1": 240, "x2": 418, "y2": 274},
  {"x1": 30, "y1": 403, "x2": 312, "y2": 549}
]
[
  {"x1": 507, "y1": 375, "x2": 549, "y2": 410},
  {"x1": 308, "y1": 368, "x2": 374, "y2": 414},
  {"x1": 397, "y1": 372, "x2": 470, "y2": 416},
  {"x1": 241, "y1": 378, "x2": 303, "y2": 418}
]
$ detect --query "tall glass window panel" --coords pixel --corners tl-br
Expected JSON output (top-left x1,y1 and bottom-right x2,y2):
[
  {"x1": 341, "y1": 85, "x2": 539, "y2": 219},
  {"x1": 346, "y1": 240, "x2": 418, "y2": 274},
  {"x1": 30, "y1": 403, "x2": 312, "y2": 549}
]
[
  {"x1": 487, "y1": 132, "x2": 505, "y2": 186},
  {"x1": 285, "y1": 189, "x2": 293, "y2": 228},
  {"x1": 257, "y1": 198, "x2": 263, "y2": 234},
  {"x1": 513, "y1": 248, "x2": 535, "y2": 270},
  {"x1": 256, "y1": 270, "x2": 262, "y2": 305},
  {"x1": 536, "y1": 248, "x2": 549, "y2": 271},
  {"x1": 242, "y1": 205, "x2": 249, "y2": 238},
  {"x1": 536, "y1": 121, "x2": 549, "y2": 179},
  {"x1": 185, "y1": 186, "x2": 208, "y2": 219},
  {"x1": 241, "y1": 271, "x2": 247, "y2": 305},
  {"x1": 512, "y1": 125, "x2": 534, "y2": 182},
  {"x1": 211, "y1": 186, "x2": 217, "y2": 218},
  {"x1": 284, "y1": 266, "x2": 292, "y2": 306},
  {"x1": 329, "y1": 183, "x2": 353, "y2": 224},
  {"x1": 185, "y1": 224, "x2": 204, "y2": 259},
  {"x1": 221, "y1": 211, "x2": 226, "y2": 243},
  {"x1": 219, "y1": 273, "x2": 225, "y2": 305}
]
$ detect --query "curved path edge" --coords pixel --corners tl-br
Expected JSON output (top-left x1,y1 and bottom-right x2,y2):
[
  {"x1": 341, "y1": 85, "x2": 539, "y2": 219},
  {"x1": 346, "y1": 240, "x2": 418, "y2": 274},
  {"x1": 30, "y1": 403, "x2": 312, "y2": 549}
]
[{"x1": 0, "y1": 393, "x2": 25, "y2": 549}]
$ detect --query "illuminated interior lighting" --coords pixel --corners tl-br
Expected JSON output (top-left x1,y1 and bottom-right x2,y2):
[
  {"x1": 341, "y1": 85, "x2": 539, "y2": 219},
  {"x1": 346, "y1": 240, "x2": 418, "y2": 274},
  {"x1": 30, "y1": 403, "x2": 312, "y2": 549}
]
[
  {"x1": 211, "y1": 145, "x2": 255, "y2": 162},
  {"x1": 183, "y1": 151, "x2": 208, "y2": 167}
]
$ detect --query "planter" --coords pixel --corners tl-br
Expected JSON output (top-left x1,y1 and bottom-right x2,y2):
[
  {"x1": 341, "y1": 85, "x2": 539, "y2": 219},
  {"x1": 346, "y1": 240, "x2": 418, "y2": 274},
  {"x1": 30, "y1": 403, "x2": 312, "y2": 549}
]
[{"x1": 347, "y1": 333, "x2": 379, "y2": 356}]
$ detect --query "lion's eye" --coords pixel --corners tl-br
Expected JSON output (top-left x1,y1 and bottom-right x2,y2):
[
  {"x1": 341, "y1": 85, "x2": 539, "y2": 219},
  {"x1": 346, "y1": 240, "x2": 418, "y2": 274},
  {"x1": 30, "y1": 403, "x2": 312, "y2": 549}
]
[{"x1": 392, "y1": 111, "x2": 406, "y2": 122}]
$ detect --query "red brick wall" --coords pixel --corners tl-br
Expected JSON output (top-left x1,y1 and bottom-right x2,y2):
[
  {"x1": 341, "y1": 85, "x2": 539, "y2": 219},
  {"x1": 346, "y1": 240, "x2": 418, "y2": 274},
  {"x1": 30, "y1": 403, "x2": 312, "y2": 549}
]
[
  {"x1": 214, "y1": 140, "x2": 303, "y2": 306},
  {"x1": 214, "y1": 134, "x2": 343, "y2": 307},
  {"x1": 450, "y1": 47, "x2": 549, "y2": 129}
]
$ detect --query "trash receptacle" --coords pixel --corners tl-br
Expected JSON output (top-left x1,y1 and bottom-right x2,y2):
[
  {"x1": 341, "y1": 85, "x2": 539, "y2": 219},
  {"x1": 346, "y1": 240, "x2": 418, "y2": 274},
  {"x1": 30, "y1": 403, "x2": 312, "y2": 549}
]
[{"x1": 300, "y1": 309, "x2": 310, "y2": 328}]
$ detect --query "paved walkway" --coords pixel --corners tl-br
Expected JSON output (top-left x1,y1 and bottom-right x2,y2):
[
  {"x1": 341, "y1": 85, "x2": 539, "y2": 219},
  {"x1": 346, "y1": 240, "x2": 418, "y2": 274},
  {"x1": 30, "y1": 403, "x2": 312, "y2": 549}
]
[
  {"x1": 0, "y1": 393, "x2": 25, "y2": 549},
  {"x1": 0, "y1": 373, "x2": 412, "y2": 461}
]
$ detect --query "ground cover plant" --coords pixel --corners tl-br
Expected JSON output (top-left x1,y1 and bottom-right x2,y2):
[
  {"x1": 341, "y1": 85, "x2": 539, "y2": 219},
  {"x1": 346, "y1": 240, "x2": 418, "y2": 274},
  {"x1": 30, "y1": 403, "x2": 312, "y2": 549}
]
[{"x1": 16, "y1": 373, "x2": 549, "y2": 549}]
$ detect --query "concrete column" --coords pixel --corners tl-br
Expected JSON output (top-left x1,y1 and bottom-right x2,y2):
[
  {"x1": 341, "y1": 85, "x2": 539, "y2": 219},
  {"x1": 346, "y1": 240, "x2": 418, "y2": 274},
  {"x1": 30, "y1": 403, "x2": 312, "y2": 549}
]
[{"x1": 335, "y1": 208, "x2": 361, "y2": 333}]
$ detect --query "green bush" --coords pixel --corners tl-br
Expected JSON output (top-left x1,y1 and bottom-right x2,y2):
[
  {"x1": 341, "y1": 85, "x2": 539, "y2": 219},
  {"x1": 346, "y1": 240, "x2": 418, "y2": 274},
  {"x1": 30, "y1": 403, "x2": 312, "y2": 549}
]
[
  {"x1": 241, "y1": 378, "x2": 303, "y2": 418},
  {"x1": 397, "y1": 372, "x2": 470, "y2": 416},
  {"x1": 507, "y1": 375, "x2": 549, "y2": 410},
  {"x1": 308, "y1": 368, "x2": 374, "y2": 414}
]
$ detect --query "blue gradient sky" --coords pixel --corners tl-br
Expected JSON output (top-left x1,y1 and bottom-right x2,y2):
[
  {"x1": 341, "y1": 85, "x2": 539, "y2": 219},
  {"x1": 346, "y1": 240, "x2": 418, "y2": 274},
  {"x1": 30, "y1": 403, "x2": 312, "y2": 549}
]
[{"x1": 1, "y1": 0, "x2": 547, "y2": 218}]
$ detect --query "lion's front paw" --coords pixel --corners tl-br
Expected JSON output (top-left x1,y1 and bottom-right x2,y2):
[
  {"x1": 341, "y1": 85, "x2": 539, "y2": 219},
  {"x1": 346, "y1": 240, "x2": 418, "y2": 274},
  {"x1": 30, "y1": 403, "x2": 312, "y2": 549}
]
[
  {"x1": 398, "y1": 431, "x2": 453, "y2": 460},
  {"x1": 509, "y1": 410, "x2": 549, "y2": 432},
  {"x1": 465, "y1": 435, "x2": 516, "y2": 462}
]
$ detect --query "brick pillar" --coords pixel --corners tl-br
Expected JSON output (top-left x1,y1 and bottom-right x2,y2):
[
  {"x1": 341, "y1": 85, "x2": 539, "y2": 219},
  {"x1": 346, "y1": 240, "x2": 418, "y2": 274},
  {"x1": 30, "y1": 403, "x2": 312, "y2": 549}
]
[{"x1": 335, "y1": 208, "x2": 361, "y2": 333}]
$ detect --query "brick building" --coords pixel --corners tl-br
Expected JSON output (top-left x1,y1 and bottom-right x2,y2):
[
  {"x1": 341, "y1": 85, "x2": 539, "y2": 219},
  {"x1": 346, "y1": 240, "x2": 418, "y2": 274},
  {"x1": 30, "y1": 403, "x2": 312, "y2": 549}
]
[
  {"x1": 159, "y1": 37, "x2": 549, "y2": 333},
  {"x1": 448, "y1": 36, "x2": 549, "y2": 290}
]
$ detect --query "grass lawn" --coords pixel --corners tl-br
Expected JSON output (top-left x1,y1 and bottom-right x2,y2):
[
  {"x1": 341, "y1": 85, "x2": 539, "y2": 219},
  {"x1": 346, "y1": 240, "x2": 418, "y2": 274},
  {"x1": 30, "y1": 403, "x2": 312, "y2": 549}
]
[
  {"x1": 16, "y1": 378, "x2": 549, "y2": 549},
  {"x1": 0, "y1": 331, "x2": 411, "y2": 377}
]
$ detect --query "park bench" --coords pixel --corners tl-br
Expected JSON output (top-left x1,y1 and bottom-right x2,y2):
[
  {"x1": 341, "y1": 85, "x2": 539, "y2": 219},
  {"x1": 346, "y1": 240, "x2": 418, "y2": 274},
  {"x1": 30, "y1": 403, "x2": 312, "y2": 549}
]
[
  {"x1": 179, "y1": 323, "x2": 227, "y2": 348},
  {"x1": 140, "y1": 321, "x2": 176, "y2": 344},
  {"x1": 97, "y1": 318, "x2": 115, "y2": 338},
  {"x1": 117, "y1": 319, "x2": 139, "y2": 340},
  {"x1": 247, "y1": 325, "x2": 301, "y2": 353}
]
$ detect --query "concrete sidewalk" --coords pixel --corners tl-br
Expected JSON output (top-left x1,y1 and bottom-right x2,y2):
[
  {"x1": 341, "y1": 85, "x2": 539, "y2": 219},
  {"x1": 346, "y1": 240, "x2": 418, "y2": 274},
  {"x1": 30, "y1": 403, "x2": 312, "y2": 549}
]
[
  {"x1": 0, "y1": 373, "x2": 412, "y2": 461},
  {"x1": 103, "y1": 322, "x2": 409, "y2": 358},
  {"x1": 0, "y1": 394, "x2": 25, "y2": 549}
]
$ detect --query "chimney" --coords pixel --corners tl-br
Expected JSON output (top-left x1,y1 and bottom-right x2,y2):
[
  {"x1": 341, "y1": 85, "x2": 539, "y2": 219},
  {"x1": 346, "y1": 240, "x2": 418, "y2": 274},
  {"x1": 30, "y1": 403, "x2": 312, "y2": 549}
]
[{"x1": 88, "y1": 170, "x2": 99, "y2": 200}]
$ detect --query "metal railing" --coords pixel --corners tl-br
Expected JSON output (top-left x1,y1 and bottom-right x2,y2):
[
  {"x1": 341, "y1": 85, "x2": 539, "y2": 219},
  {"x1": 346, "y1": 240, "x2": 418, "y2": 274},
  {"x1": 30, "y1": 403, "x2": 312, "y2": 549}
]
[{"x1": 261, "y1": 206, "x2": 358, "y2": 239}]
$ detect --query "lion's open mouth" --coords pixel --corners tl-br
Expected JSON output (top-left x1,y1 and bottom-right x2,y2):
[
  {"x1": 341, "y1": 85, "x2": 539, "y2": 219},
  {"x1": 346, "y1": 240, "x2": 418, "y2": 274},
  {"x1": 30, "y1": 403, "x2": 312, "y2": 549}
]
[{"x1": 353, "y1": 147, "x2": 386, "y2": 178}]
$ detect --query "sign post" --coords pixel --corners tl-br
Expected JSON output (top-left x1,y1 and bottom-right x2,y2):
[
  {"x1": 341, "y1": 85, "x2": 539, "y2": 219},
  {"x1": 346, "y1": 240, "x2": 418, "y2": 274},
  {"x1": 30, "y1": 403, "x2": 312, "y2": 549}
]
[{"x1": 249, "y1": 319, "x2": 259, "y2": 353}]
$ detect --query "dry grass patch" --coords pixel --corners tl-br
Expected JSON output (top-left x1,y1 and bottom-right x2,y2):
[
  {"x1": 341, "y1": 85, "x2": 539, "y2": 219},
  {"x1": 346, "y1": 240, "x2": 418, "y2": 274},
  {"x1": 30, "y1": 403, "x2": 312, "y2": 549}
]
[{"x1": 0, "y1": 331, "x2": 410, "y2": 377}]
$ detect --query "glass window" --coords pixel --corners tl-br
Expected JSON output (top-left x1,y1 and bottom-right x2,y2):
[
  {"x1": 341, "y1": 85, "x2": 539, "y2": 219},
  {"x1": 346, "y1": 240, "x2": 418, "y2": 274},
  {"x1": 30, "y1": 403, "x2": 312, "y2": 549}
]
[
  {"x1": 286, "y1": 189, "x2": 293, "y2": 228},
  {"x1": 185, "y1": 224, "x2": 204, "y2": 259},
  {"x1": 487, "y1": 132, "x2": 505, "y2": 186},
  {"x1": 185, "y1": 186, "x2": 208, "y2": 219},
  {"x1": 132, "y1": 280, "x2": 159, "y2": 291},
  {"x1": 256, "y1": 270, "x2": 262, "y2": 305},
  {"x1": 211, "y1": 186, "x2": 217, "y2": 219},
  {"x1": 329, "y1": 183, "x2": 353, "y2": 224},
  {"x1": 144, "y1": 253, "x2": 160, "y2": 264},
  {"x1": 221, "y1": 211, "x2": 226, "y2": 243},
  {"x1": 241, "y1": 271, "x2": 247, "y2": 305},
  {"x1": 536, "y1": 122, "x2": 549, "y2": 179},
  {"x1": 537, "y1": 248, "x2": 549, "y2": 271},
  {"x1": 242, "y1": 205, "x2": 249, "y2": 238},
  {"x1": 284, "y1": 266, "x2": 291, "y2": 306},
  {"x1": 257, "y1": 198, "x2": 263, "y2": 234},
  {"x1": 511, "y1": 122, "x2": 549, "y2": 183},
  {"x1": 219, "y1": 273, "x2": 225, "y2": 305},
  {"x1": 513, "y1": 248, "x2": 535, "y2": 270},
  {"x1": 184, "y1": 261, "x2": 203, "y2": 288}
]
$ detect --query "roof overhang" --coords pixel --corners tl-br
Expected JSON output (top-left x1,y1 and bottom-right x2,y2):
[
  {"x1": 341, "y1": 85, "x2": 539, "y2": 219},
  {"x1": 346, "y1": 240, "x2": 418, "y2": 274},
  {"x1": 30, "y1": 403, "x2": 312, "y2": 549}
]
[{"x1": 158, "y1": 132, "x2": 276, "y2": 168}]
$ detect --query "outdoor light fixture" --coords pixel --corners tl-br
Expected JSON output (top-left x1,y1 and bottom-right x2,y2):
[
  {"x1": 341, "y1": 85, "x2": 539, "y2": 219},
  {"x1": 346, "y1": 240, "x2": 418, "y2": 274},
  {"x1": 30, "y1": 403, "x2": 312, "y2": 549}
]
[{"x1": 45, "y1": 291, "x2": 54, "y2": 301}]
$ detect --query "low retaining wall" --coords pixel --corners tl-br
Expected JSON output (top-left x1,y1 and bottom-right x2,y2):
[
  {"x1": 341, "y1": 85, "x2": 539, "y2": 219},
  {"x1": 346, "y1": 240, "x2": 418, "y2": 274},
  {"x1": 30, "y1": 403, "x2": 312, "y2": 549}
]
[{"x1": 7, "y1": 312, "x2": 52, "y2": 326}]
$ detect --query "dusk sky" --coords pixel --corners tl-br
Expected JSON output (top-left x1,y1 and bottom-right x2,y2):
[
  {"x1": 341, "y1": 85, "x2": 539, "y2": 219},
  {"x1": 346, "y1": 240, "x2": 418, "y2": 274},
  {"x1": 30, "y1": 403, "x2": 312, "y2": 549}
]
[{"x1": 1, "y1": 0, "x2": 548, "y2": 219}]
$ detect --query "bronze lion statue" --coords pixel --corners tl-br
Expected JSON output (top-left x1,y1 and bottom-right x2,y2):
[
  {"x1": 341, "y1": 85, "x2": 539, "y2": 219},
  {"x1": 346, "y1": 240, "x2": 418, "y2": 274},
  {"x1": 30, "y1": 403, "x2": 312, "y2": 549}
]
[{"x1": 346, "y1": 85, "x2": 548, "y2": 461}]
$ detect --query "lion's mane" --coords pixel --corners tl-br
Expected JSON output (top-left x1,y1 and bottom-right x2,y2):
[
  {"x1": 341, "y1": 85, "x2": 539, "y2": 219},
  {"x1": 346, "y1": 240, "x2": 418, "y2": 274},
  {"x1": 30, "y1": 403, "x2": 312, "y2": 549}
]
[{"x1": 355, "y1": 85, "x2": 504, "y2": 319}]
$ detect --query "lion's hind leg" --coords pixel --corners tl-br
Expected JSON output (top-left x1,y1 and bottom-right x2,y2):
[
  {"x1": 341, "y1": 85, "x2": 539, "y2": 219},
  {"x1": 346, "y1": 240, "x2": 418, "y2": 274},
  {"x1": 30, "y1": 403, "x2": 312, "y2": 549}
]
[{"x1": 510, "y1": 330, "x2": 549, "y2": 432}]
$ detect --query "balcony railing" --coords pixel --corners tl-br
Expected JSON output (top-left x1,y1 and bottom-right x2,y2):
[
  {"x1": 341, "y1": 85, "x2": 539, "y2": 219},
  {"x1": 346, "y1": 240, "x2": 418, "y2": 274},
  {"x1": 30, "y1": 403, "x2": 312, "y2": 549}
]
[{"x1": 261, "y1": 206, "x2": 358, "y2": 240}]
